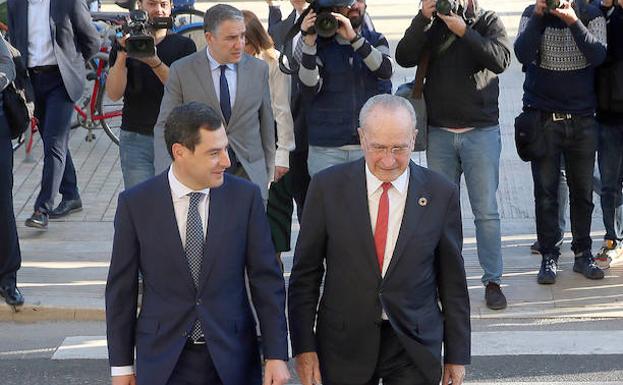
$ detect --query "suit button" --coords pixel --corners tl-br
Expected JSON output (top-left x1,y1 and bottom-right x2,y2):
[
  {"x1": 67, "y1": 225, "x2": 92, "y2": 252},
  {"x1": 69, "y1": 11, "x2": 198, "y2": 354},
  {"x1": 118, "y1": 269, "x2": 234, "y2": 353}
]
[{"x1": 196, "y1": 299, "x2": 202, "y2": 305}]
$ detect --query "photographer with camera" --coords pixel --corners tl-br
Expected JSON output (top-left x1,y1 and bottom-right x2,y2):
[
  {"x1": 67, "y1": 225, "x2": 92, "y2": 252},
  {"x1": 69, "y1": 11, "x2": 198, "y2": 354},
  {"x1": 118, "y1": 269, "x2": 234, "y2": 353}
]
[
  {"x1": 298, "y1": 0, "x2": 392, "y2": 176},
  {"x1": 591, "y1": 0, "x2": 623, "y2": 269},
  {"x1": 395, "y1": 0, "x2": 511, "y2": 310},
  {"x1": 107, "y1": 0, "x2": 196, "y2": 190},
  {"x1": 515, "y1": 0, "x2": 607, "y2": 285}
]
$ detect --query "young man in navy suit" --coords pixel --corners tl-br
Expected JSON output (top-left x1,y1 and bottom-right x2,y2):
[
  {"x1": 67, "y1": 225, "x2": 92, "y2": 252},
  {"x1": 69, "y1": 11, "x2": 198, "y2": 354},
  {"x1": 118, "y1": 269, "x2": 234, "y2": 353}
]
[{"x1": 106, "y1": 102, "x2": 290, "y2": 385}]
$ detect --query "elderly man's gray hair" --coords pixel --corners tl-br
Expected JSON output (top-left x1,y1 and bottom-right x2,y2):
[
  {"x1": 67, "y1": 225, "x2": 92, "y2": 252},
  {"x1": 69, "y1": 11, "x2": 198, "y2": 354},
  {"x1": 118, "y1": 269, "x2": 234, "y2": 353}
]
[
  {"x1": 359, "y1": 94, "x2": 417, "y2": 131},
  {"x1": 203, "y1": 4, "x2": 244, "y2": 33}
]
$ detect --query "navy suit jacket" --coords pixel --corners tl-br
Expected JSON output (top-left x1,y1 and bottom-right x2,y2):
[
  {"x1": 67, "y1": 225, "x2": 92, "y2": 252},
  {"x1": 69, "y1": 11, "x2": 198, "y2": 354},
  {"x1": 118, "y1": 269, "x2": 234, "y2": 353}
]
[
  {"x1": 106, "y1": 172, "x2": 289, "y2": 385},
  {"x1": 7, "y1": 0, "x2": 100, "y2": 102},
  {"x1": 288, "y1": 159, "x2": 471, "y2": 385}
]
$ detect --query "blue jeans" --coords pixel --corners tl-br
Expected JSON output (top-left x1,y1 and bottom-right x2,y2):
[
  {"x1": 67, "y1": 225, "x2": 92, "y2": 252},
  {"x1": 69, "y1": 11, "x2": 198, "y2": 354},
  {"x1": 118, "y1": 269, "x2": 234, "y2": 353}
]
[
  {"x1": 598, "y1": 122, "x2": 623, "y2": 242},
  {"x1": 427, "y1": 125, "x2": 503, "y2": 285},
  {"x1": 531, "y1": 114, "x2": 598, "y2": 256},
  {"x1": 31, "y1": 70, "x2": 80, "y2": 213},
  {"x1": 307, "y1": 145, "x2": 363, "y2": 177},
  {"x1": 119, "y1": 130, "x2": 155, "y2": 189}
]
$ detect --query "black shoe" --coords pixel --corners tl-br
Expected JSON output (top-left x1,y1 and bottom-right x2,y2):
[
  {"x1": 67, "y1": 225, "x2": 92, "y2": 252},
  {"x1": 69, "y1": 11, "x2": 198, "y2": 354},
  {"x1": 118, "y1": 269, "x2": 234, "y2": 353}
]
[
  {"x1": 573, "y1": 251, "x2": 605, "y2": 280},
  {"x1": 537, "y1": 255, "x2": 558, "y2": 284},
  {"x1": 0, "y1": 285, "x2": 24, "y2": 307},
  {"x1": 25, "y1": 210, "x2": 48, "y2": 229},
  {"x1": 485, "y1": 282, "x2": 507, "y2": 310},
  {"x1": 49, "y1": 199, "x2": 83, "y2": 219},
  {"x1": 530, "y1": 237, "x2": 564, "y2": 255}
]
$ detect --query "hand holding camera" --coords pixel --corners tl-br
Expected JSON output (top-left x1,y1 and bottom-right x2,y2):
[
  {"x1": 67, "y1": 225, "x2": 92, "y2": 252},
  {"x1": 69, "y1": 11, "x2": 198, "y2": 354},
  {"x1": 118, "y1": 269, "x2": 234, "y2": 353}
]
[
  {"x1": 421, "y1": 0, "x2": 437, "y2": 20},
  {"x1": 550, "y1": 0, "x2": 579, "y2": 26},
  {"x1": 331, "y1": 12, "x2": 357, "y2": 41},
  {"x1": 437, "y1": 11, "x2": 467, "y2": 37},
  {"x1": 301, "y1": 9, "x2": 318, "y2": 46}
]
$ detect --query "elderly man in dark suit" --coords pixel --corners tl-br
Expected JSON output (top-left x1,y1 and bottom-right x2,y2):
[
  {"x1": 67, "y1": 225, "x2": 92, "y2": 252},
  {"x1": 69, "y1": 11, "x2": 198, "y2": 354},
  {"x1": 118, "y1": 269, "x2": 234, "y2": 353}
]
[
  {"x1": 288, "y1": 94, "x2": 471, "y2": 385},
  {"x1": 106, "y1": 102, "x2": 290, "y2": 385},
  {"x1": 8, "y1": 0, "x2": 100, "y2": 230}
]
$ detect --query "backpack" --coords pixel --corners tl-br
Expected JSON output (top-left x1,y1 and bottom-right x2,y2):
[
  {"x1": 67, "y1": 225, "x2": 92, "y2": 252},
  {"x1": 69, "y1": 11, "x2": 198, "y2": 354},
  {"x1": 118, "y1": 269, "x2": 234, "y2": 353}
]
[{"x1": 2, "y1": 37, "x2": 34, "y2": 139}]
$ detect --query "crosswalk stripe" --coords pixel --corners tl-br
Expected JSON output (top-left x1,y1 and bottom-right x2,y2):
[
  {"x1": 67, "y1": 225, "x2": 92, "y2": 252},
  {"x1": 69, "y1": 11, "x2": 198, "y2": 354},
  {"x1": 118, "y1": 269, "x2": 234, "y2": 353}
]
[{"x1": 52, "y1": 331, "x2": 623, "y2": 360}]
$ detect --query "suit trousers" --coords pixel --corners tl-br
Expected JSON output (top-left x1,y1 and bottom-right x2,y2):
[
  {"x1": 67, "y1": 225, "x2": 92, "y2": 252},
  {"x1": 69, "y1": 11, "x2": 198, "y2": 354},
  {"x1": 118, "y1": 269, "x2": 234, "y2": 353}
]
[
  {"x1": 30, "y1": 69, "x2": 80, "y2": 213},
  {"x1": 0, "y1": 104, "x2": 21, "y2": 288},
  {"x1": 166, "y1": 342, "x2": 223, "y2": 385},
  {"x1": 324, "y1": 323, "x2": 435, "y2": 385}
]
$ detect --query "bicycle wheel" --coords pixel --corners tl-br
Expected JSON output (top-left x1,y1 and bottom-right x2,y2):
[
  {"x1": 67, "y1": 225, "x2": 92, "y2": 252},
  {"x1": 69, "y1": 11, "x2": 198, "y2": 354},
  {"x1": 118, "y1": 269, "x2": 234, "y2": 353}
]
[
  {"x1": 175, "y1": 24, "x2": 207, "y2": 50},
  {"x1": 97, "y1": 78, "x2": 123, "y2": 146},
  {"x1": 171, "y1": 7, "x2": 205, "y2": 29}
]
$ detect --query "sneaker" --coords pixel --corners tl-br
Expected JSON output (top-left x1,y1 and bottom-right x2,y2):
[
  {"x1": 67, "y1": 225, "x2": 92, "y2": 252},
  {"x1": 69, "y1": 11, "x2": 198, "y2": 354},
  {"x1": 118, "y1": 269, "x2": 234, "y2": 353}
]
[
  {"x1": 530, "y1": 237, "x2": 564, "y2": 255},
  {"x1": 573, "y1": 252, "x2": 605, "y2": 280},
  {"x1": 485, "y1": 282, "x2": 507, "y2": 310},
  {"x1": 594, "y1": 240, "x2": 623, "y2": 269},
  {"x1": 537, "y1": 255, "x2": 558, "y2": 285}
]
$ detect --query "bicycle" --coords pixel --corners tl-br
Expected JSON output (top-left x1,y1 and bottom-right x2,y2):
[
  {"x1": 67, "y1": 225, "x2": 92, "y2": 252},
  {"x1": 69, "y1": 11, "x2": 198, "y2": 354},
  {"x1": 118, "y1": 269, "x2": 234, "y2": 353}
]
[{"x1": 72, "y1": 15, "x2": 125, "y2": 145}]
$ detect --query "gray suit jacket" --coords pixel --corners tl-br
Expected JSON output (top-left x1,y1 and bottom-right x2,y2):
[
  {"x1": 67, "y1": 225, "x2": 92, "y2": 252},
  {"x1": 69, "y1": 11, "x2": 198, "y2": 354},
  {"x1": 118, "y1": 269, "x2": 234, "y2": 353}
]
[
  {"x1": 154, "y1": 51, "x2": 275, "y2": 200},
  {"x1": 7, "y1": 0, "x2": 100, "y2": 103}
]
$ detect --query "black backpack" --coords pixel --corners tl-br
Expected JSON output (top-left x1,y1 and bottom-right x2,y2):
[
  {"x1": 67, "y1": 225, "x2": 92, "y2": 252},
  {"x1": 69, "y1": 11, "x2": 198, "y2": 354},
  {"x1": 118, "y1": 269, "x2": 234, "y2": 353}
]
[{"x1": 2, "y1": 37, "x2": 34, "y2": 139}]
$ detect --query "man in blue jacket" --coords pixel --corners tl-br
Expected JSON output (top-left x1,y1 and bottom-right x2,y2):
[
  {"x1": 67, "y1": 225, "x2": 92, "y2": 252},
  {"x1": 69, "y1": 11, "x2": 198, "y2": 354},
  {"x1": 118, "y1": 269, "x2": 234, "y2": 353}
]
[{"x1": 515, "y1": 0, "x2": 607, "y2": 284}]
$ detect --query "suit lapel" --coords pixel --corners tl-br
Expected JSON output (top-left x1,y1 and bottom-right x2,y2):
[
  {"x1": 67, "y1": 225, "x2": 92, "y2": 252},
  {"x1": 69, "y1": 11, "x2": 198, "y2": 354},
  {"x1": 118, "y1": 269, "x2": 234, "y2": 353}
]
[
  {"x1": 197, "y1": 179, "x2": 227, "y2": 292},
  {"x1": 349, "y1": 159, "x2": 383, "y2": 280},
  {"x1": 194, "y1": 51, "x2": 226, "y2": 124},
  {"x1": 229, "y1": 54, "x2": 249, "y2": 124},
  {"x1": 154, "y1": 172, "x2": 197, "y2": 293},
  {"x1": 283, "y1": 11, "x2": 296, "y2": 57},
  {"x1": 384, "y1": 162, "x2": 431, "y2": 280}
]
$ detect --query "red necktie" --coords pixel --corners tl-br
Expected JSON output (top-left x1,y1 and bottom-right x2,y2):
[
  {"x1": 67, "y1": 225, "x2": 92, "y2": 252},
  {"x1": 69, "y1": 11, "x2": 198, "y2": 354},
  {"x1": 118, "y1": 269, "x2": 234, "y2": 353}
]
[{"x1": 374, "y1": 182, "x2": 391, "y2": 272}]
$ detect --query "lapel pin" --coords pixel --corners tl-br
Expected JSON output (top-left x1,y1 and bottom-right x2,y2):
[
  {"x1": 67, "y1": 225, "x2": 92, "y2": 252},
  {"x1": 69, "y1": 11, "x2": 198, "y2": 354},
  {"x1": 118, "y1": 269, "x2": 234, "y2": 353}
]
[{"x1": 418, "y1": 197, "x2": 428, "y2": 207}]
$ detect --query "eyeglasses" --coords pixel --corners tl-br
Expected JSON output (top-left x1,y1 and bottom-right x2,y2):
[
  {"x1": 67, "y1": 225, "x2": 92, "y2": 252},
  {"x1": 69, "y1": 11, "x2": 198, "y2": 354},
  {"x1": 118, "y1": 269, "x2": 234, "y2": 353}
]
[{"x1": 367, "y1": 144, "x2": 411, "y2": 156}]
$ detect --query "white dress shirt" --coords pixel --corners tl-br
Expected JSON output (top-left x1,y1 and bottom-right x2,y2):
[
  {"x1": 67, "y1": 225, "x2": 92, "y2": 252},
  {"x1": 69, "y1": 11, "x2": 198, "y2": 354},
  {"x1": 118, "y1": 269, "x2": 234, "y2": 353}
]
[
  {"x1": 27, "y1": 0, "x2": 57, "y2": 68},
  {"x1": 365, "y1": 165, "x2": 409, "y2": 319},
  {"x1": 205, "y1": 47, "x2": 237, "y2": 109},
  {"x1": 260, "y1": 50, "x2": 295, "y2": 169},
  {"x1": 111, "y1": 166, "x2": 210, "y2": 377}
]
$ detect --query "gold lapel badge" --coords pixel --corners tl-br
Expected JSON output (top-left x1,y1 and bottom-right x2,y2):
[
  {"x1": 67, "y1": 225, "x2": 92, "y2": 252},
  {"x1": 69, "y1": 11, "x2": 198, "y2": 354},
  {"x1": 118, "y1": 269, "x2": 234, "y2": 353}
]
[{"x1": 418, "y1": 197, "x2": 428, "y2": 207}]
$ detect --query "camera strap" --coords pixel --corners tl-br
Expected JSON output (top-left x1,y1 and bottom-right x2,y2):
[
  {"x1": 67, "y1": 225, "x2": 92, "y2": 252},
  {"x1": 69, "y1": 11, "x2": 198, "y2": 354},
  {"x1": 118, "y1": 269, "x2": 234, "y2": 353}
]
[
  {"x1": 278, "y1": 7, "x2": 314, "y2": 75},
  {"x1": 411, "y1": 51, "x2": 430, "y2": 99}
]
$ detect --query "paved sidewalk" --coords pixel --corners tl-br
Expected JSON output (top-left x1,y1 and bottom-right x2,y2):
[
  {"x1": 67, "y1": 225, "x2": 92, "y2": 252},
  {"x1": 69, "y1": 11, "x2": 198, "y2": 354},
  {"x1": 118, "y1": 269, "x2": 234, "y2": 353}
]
[{"x1": 2, "y1": 0, "x2": 622, "y2": 322}]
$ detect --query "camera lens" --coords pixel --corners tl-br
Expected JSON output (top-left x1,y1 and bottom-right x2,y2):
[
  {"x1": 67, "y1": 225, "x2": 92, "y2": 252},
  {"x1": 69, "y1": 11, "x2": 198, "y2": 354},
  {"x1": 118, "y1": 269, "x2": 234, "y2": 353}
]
[
  {"x1": 435, "y1": 0, "x2": 453, "y2": 15},
  {"x1": 545, "y1": 0, "x2": 561, "y2": 10},
  {"x1": 315, "y1": 10, "x2": 339, "y2": 38}
]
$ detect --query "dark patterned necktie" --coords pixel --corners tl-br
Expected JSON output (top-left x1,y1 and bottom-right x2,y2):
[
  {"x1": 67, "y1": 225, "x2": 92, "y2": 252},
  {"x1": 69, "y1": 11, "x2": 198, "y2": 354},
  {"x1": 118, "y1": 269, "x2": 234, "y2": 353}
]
[{"x1": 186, "y1": 192, "x2": 204, "y2": 341}]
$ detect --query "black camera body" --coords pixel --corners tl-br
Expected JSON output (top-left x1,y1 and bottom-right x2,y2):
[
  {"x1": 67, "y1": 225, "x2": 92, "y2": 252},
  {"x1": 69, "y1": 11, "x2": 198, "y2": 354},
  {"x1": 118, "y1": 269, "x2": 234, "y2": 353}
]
[
  {"x1": 435, "y1": 0, "x2": 460, "y2": 16},
  {"x1": 306, "y1": 0, "x2": 354, "y2": 38},
  {"x1": 122, "y1": 10, "x2": 172, "y2": 58},
  {"x1": 545, "y1": 0, "x2": 564, "y2": 10}
]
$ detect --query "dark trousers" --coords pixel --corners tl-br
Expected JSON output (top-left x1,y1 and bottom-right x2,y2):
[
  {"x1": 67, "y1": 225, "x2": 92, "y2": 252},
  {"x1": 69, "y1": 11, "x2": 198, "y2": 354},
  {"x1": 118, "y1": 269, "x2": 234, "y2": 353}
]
[
  {"x1": 0, "y1": 105, "x2": 21, "y2": 288},
  {"x1": 166, "y1": 342, "x2": 223, "y2": 385},
  {"x1": 531, "y1": 113, "x2": 598, "y2": 256},
  {"x1": 30, "y1": 69, "x2": 79, "y2": 213},
  {"x1": 324, "y1": 323, "x2": 434, "y2": 385},
  {"x1": 598, "y1": 122, "x2": 623, "y2": 241}
]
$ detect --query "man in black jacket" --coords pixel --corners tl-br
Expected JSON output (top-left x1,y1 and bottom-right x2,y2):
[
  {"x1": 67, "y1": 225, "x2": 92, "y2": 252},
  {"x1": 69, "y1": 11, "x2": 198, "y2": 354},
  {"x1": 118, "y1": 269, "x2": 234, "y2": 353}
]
[
  {"x1": 593, "y1": 0, "x2": 623, "y2": 269},
  {"x1": 395, "y1": 0, "x2": 511, "y2": 310}
]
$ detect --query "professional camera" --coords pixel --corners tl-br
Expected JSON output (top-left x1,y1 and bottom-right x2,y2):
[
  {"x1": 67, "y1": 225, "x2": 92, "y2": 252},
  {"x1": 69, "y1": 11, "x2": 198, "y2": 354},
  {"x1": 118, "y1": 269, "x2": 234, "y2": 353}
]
[
  {"x1": 435, "y1": 0, "x2": 460, "y2": 16},
  {"x1": 306, "y1": 0, "x2": 355, "y2": 38},
  {"x1": 121, "y1": 10, "x2": 173, "y2": 58}
]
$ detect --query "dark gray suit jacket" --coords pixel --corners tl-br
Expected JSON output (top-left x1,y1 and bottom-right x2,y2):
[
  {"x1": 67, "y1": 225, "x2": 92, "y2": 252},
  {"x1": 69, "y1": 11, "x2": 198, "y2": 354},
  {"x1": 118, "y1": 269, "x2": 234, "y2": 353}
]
[
  {"x1": 7, "y1": 0, "x2": 100, "y2": 102},
  {"x1": 288, "y1": 159, "x2": 471, "y2": 385}
]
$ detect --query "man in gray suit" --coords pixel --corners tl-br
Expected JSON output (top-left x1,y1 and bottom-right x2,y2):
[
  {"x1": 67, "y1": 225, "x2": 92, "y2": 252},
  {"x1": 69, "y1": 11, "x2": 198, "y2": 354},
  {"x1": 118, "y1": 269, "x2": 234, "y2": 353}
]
[
  {"x1": 8, "y1": 0, "x2": 100, "y2": 230},
  {"x1": 154, "y1": 4, "x2": 275, "y2": 200}
]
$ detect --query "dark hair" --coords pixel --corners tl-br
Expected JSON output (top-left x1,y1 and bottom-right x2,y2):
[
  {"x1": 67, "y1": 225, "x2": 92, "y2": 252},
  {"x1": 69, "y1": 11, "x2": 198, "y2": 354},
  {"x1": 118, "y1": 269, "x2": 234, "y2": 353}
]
[
  {"x1": 164, "y1": 102, "x2": 223, "y2": 160},
  {"x1": 242, "y1": 10, "x2": 274, "y2": 55},
  {"x1": 203, "y1": 4, "x2": 244, "y2": 33}
]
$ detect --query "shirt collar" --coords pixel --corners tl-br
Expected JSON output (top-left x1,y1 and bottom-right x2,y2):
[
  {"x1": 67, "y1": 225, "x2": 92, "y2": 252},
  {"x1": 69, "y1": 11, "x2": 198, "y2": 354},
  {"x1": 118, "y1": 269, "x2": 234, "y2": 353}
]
[
  {"x1": 205, "y1": 47, "x2": 236, "y2": 72},
  {"x1": 365, "y1": 163, "x2": 409, "y2": 198},
  {"x1": 168, "y1": 165, "x2": 211, "y2": 200}
]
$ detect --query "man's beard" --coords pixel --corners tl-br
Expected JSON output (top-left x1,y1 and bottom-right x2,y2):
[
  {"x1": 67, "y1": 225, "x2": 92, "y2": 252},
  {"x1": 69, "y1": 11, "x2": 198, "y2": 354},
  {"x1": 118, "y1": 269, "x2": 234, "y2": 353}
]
[{"x1": 349, "y1": 14, "x2": 363, "y2": 29}]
